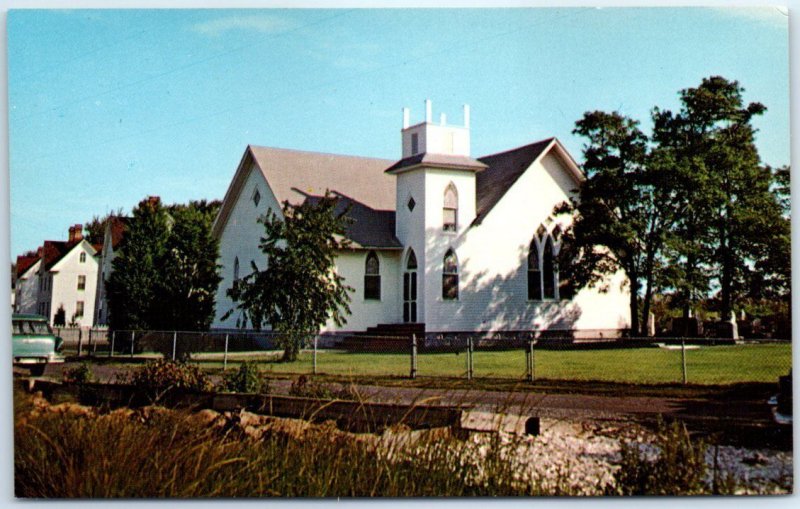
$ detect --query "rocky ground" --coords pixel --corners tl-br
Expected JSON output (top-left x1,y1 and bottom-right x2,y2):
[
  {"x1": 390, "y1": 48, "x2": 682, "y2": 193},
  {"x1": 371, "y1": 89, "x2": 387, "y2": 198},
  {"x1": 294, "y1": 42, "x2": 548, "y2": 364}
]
[{"x1": 20, "y1": 390, "x2": 793, "y2": 496}]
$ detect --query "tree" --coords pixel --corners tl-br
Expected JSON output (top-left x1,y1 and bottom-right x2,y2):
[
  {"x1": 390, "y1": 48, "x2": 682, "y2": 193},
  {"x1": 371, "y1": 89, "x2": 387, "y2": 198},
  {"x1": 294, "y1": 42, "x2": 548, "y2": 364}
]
[
  {"x1": 652, "y1": 76, "x2": 779, "y2": 319},
  {"x1": 557, "y1": 111, "x2": 673, "y2": 335},
  {"x1": 106, "y1": 197, "x2": 171, "y2": 331},
  {"x1": 226, "y1": 192, "x2": 353, "y2": 361},
  {"x1": 152, "y1": 202, "x2": 222, "y2": 331},
  {"x1": 84, "y1": 208, "x2": 125, "y2": 245},
  {"x1": 53, "y1": 305, "x2": 66, "y2": 327}
]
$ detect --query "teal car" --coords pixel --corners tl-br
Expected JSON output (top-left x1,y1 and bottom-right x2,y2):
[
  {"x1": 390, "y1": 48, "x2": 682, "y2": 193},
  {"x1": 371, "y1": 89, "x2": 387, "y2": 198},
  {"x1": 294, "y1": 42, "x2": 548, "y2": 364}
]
[{"x1": 12, "y1": 314, "x2": 65, "y2": 375}]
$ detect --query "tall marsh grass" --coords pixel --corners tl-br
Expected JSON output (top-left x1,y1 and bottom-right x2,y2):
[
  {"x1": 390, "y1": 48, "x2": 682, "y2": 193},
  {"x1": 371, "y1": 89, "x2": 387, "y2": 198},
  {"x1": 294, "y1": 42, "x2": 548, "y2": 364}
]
[{"x1": 14, "y1": 388, "x2": 553, "y2": 497}]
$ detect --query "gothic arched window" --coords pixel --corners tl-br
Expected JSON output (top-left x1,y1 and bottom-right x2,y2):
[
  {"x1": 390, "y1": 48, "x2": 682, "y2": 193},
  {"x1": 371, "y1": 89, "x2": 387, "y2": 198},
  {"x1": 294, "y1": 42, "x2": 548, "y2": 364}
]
[
  {"x1": 528, "y1": 223, "x2": 565, "y2": 301},
  {"x1": 364, "y1": 251, "x2": 381, "y2": 300},
  {"x1": 443, "y1": 183, "x2": 458, "y2": 232},
  {"x1": 442, "y1": 249, "x2": 459, "y2": 300},
  {"x1": 527, "y1": 241, "x2": 542, "y2": 301}
]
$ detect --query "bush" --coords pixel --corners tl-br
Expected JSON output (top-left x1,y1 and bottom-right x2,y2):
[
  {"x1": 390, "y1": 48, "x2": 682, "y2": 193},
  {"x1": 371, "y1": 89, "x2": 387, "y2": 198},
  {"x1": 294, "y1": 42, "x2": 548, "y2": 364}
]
[
  {"x1": 219, "y1": 362, "x2": 269, "y2": 394},
  {"x1": 129, "y1": 359, "x2": 212, "y2": 399},
  {"x1": 288, "y1": 375, "x2": 358, "y2": 401},
  {"x1": 62, "y1": 363, "x2": 92, "y2": 384},
  {"x1": 611, "y1": 419, "x2": 708, "y2": 495}
]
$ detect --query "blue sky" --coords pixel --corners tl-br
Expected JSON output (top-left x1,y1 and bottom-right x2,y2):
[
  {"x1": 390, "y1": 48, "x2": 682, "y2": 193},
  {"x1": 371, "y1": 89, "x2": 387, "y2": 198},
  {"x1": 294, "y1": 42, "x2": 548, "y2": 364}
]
[{"x1": 6, "y1": 6, "x2": 790, "y2": 258}]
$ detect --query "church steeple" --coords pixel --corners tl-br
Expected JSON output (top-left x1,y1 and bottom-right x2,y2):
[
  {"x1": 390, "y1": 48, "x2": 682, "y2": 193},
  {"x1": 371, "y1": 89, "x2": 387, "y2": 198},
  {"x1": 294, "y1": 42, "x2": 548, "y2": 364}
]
[{"x1": 400, "y1": 99, "x2": 471, "y2": 159}]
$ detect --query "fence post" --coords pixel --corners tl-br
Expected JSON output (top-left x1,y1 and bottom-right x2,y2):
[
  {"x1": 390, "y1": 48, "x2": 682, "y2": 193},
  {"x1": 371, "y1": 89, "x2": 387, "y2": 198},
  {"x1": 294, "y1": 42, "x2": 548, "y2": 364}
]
[
  {"x1": 410, "y1": 334, "x2": 417, "y2": 379},
  {"x1": 131, "y1": 331, "x2": 135, "y2": 357},
  {"x1": 110, "y1": 331, "x2": 115, "y2": 358},
  {"x1": 313, "y1": 336, "x2": 318, "y2": 375},
  {"x1": 530, "y1": 339, "x2": 536, "y2": 382},
  {"x1": 526, "y1": 339, "x2": 533, "y2": 382},
  {"x1": 223, "y1": 334, "x2": 229, "y2": 371},
  {"x1": 87, "y1": 329, "x2": 93, "y2": 356},
  {"x1": 681, "y1": 338, "x2": 687, "y2": 384},
  {"x1": 467, "y1": 337, "x2": 474, "y2": 380},
  {"x1": 172, "y1": 331, "x2": 177, "y2": 361},
  {"x1": 77, "y1": 328, "x2": 83, "y2": 357}
]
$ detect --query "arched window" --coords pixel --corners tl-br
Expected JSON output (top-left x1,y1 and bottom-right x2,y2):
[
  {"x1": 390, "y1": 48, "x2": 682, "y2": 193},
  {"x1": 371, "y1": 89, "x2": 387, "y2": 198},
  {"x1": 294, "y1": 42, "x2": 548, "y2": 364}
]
[
  {"x1": 403, "y1": 249, "x2": 418, "y2": 323},
  {"x1": 527, "y1": 241, "x2": 542, "y2": 301},
  {"x1": 442, "y1": 249, "x2": 459, "y2": 300},
  {"x1": 443, "y1": 183, "x2": 458, "y2": 232},
  {"x1": 542, "y1": 237, "x2": 556, "y2": 299},
  {"x1": 364, "y1": 251, "x2": 381, "y2": 300},
  {"x1": 406, "y1": 249, "x2": 418, "y2": 270},
  {"x1": 528, "y1": 223, "x2": 564, "y2": 301},
  {"x1": 233, "y1": 257, "x2": 240, "y2": 282}
]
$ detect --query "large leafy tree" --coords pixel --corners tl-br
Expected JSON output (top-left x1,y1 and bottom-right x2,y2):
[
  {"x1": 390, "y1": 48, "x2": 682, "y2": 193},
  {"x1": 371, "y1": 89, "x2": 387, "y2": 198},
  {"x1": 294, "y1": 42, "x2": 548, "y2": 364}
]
[
  {"x1": 558, "y1": 111, "x2": 673, "y2": 335},
  {"x1": 152, "y1": 201, "x2": 222, "y2": 331},
  {"x1": 106, "y1": 198, "x2": 221, "y2": 331},
  {"x1": 652, "y1": 76, "x2": 779, "y2": 318},
  {"x1": 107, "y1": 197, "x2": 171, "y2": 331},
  {"x1": 83, "y1": 207, "x2": 125, "y2": 245},
  {"x1": 226, "y1": 192, "x2": 353, "y2": 361}
]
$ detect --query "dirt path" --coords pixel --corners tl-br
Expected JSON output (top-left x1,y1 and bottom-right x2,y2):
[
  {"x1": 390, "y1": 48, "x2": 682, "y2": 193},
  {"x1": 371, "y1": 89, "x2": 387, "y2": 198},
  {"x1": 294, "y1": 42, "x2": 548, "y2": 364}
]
[{"x1": 32, "y1": 360, "x2": 788, "y2": 448}]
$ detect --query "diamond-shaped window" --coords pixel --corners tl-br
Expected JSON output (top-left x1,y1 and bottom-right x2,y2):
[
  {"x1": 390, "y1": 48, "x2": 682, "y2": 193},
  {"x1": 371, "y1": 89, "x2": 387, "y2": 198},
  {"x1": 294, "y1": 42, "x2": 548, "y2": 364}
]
[
  {"x1": 253, "y1": 189, "x2": 261, "y2": 207},
  {"x1": 407, "y1": 197, "x2": 416, "y2": 212}
]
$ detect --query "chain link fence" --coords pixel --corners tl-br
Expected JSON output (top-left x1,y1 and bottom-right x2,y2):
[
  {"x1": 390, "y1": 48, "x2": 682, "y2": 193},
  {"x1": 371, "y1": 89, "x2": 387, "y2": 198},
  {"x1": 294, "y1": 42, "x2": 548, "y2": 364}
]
[{"x1": 56, "y1": 328, "x2": 792, "y2": 385}]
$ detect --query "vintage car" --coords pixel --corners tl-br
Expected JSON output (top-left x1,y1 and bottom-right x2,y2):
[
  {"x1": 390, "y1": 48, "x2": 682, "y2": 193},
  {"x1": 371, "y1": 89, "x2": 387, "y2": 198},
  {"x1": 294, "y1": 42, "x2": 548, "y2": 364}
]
[{"x1": 12, "y1": 314, "x2": 64, "y2": 375}]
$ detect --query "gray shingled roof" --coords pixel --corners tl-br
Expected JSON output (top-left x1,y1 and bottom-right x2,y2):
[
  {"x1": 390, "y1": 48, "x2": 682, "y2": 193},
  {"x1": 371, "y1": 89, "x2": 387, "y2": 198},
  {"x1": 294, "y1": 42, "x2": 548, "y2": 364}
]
[
  {"x1": 473, "y1": 138, "x2": 555, "y2": 225},
  {"x1": 249, "y1": 146, "x2": 400, "y2": 249},
  {"x1": 216, "y1": 138, "x2": 576, "y2": 247},
  {"x1": 385, "y1": 152, "x2": 488, "y2": 174}
]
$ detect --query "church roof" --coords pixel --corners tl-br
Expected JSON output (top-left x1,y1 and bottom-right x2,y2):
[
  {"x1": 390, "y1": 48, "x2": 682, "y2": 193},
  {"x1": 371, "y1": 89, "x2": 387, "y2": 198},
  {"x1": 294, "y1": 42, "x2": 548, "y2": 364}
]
[
  {"x1": 214, "y1": 146, "x2": 400, "y2": 249},
  {"x1": 384, "y1": 152, "x2": 487, "y2": 174},
  {"x1": 214, "y1": 138, "x2": 582, "y2": 247}
]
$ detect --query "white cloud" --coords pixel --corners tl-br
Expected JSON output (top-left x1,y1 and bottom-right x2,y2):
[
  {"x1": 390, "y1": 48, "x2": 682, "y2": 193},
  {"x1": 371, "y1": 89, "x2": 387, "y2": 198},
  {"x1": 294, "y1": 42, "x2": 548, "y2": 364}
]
[{"x1": 191, "y1": 14, "x2": 294, "y2": 36}]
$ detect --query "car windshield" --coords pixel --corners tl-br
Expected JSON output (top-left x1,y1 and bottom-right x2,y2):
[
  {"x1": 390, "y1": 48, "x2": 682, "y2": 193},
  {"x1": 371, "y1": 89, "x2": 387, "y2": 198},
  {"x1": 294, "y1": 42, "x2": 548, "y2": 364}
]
[{"x1": 13, "y1": 320, "x2": 52, "y2": 335}]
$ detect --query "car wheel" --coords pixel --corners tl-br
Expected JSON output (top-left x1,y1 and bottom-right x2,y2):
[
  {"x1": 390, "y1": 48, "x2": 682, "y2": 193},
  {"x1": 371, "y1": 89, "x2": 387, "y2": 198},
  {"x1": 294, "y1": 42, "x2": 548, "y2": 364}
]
[{"x1": 29, "y1": 364, "x2": 46, "y2": 377}]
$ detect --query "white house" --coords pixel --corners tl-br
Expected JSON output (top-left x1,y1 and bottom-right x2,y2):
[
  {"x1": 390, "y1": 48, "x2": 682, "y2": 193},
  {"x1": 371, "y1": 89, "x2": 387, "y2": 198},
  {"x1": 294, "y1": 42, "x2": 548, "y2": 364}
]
[
  {"x1": 212, "y1": 101, "x2": 630, "y2": 340},
  {"x1": 17, "y1": 225, "x2": 101, "y2": 327},
  {"x1": 93, "y1": 216, "x2": 128, "y2": 326},
  {"x1": 13, "y1": 254, "x2": 40, "y2": 315}
]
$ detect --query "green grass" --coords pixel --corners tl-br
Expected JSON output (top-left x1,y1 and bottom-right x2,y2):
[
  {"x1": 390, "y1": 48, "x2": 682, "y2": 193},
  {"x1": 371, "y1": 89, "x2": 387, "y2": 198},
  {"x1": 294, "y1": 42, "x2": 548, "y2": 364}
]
[{"x1": 189, "y1": 343, "x2": 791, "y2": 385}]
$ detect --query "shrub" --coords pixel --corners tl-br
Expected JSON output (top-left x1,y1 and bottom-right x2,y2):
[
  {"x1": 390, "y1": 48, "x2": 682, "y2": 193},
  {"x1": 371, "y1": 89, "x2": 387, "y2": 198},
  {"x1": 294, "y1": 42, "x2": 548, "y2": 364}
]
[
  {"x1": 129, "y1": 359, "x2": 212, "y2": 399},
  {"x1": 288, "y1": 375, "x2": 358, "y2": 401},
  {"x1": 219, "y1": 361, "x2": 269, "y2": 394},
  {"x1": 611, "y1": 419, "x2": 708, "y2": 495},
  {"x1": 62, "y1": 363, "x2": 92, "y2": 384}
]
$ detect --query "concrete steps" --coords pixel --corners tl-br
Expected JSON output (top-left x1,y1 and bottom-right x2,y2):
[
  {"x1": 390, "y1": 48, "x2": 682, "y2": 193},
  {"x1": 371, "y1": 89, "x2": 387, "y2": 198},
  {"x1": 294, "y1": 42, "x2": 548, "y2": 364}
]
[{"x1": 340, "y1": 323, "x2": 425, "y2": 352}]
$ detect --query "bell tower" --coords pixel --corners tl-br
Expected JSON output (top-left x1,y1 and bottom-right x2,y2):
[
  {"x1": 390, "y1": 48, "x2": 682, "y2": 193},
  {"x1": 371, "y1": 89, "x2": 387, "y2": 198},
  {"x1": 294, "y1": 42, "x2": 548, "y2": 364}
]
[{"x1": 386, "y1": 100, "x2": 487, "y2": 325}]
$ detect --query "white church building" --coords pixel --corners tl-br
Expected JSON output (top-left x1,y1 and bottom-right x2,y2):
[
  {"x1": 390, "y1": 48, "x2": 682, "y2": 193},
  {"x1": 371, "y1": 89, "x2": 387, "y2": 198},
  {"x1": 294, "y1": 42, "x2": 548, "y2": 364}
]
[{"x1": 212, "y1": 101, "x2": 630, "y2": 340}]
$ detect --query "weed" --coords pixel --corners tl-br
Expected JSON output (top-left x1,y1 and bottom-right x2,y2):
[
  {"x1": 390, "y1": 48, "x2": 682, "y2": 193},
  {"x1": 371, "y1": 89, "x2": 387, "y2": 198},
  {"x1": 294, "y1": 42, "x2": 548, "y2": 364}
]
[
  {"x1": 288, "y1": 375, "x2": 358, "y2": 400},
  {"x1": 62, "y1": 363, "x2": 92, "y2": 384},
  {"x1": 610, "y1": 419, "x2": 709, "y2": 495},
  {"x1": 219, "y1": 362, "x2": 269, "y2": 394},
  {"x1": 129, "y1": 360, "x2": 212, "y2": 401}
]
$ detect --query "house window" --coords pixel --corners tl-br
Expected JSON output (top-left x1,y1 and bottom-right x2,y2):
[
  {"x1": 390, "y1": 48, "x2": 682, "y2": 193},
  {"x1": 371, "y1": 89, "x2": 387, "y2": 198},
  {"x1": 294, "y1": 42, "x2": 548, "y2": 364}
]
[
  {"x1": 443, "y1": 183, "x2": 458, "y2": 232},
  {"x1": 77, "y1": 275, "x2": 86, "y2": 291},
  {"x1": 407, "y1": 196, "x2": 416, "y2": 212},
  {"x1": 528, "y1": 224, "x2": 563, "y2": 301},
  {"x1": 442, "y1": 249, "x2": 459, "y2": 300},
  {"x1": 233, "y1": 257, "x2": 240, "y2": 282},
  {"x1": 75, "y1": 301, "x2": 84, "y2": 318},
  {"x1": 79, "y1": 252, "x2": 86, "y2": 263},
  {"x1": 364, "y1": 251, "x2": 381, "y2": 300},
  {"x1": 411, "y1": 133, "x2": 419, "y2": 155},
  {"x1": 253, "y1": 188, "x2": 261, "y2": 207}
]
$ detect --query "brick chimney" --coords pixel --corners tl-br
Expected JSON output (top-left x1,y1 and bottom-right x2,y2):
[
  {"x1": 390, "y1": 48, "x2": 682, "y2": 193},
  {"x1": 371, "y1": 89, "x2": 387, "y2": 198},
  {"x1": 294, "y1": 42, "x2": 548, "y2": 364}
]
[{"x1": 68, "y1": 224, "x2": 83, "y2": 243}]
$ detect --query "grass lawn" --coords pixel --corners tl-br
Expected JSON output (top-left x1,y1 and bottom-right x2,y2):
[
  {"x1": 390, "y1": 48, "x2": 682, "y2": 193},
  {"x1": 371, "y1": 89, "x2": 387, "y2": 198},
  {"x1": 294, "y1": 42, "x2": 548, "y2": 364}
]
[{"x1": 189, "y1": 343, "x2": 791, "y2": 385}]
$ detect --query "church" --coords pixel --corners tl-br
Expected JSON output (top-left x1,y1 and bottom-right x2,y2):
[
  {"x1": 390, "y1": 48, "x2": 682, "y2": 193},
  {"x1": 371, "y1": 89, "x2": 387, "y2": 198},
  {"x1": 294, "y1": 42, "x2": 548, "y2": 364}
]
[{"x1": 211, "y1": 101, "x2": 630, "y2": 340}]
